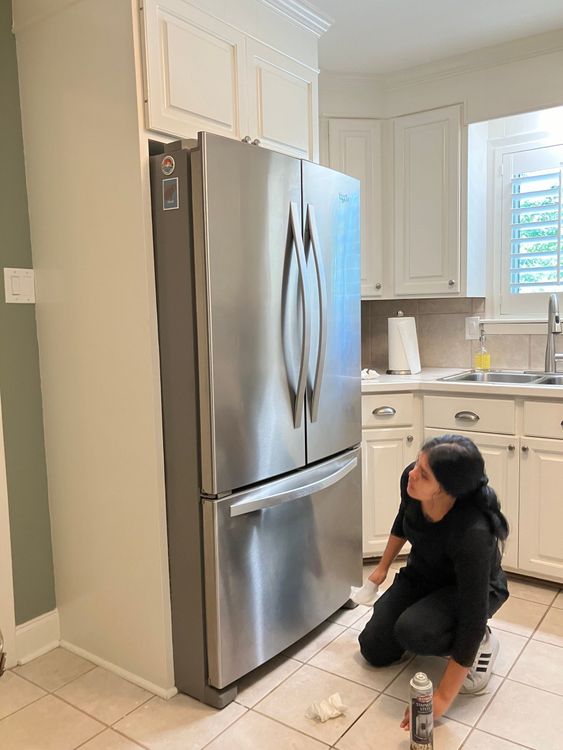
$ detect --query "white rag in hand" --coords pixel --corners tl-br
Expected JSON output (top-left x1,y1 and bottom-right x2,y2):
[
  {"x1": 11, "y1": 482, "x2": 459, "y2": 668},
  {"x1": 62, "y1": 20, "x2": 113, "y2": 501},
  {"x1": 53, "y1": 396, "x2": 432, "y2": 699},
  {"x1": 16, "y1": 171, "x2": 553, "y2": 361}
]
[
  {"x1": 349, "y1": 580, "x2": 379, "y2": 606},
  {"x1": 306, "y1": 693, "x2": 347, "y2": 722}
]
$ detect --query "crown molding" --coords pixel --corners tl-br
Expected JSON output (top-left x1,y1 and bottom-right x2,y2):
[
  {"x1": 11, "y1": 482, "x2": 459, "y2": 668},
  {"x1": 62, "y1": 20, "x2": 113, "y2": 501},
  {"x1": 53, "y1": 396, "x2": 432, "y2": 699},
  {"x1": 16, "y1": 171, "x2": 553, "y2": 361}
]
[
  {"x1": 383, "y1": 27, "x2": 563, "y2": 91},
  {"x1": 260, "y1": 0, "x2": 332, "y2": 37}
]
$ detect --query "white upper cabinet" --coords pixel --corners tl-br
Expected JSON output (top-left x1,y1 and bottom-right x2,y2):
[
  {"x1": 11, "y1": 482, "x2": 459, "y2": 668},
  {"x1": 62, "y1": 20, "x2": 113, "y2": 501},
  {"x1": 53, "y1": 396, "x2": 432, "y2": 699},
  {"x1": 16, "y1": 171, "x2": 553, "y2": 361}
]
[
  {"x1": 393, "y1": 105, "x2": 461, "y2": 296},
  {"x1": 328, "y1": 119, "x2": 383, "y2": 297},
  {"x1": 246, "y1": 39, "x2": 318, "y2": 160},
  {"x1": 142, "y1": 0, "x2": 247, "y2": 141},
  {"x1": 141, "y1": 0, "x2": 319, "y2": 160}
]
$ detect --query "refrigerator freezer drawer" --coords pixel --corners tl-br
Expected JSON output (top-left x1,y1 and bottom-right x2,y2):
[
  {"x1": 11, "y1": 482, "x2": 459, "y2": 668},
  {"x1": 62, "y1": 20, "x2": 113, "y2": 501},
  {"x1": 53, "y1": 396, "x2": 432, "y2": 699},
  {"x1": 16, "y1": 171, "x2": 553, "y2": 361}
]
[{"x1": 203, "y1": 448, "x2": 362, "y2": 689}]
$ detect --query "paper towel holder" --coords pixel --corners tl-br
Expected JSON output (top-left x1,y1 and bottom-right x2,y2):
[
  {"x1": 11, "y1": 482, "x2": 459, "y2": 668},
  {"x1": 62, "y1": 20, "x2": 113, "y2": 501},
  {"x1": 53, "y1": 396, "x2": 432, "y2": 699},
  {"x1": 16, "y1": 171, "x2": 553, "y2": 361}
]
[{"x1": 386, "y1": 310, "x2": 421, "y2": 375}]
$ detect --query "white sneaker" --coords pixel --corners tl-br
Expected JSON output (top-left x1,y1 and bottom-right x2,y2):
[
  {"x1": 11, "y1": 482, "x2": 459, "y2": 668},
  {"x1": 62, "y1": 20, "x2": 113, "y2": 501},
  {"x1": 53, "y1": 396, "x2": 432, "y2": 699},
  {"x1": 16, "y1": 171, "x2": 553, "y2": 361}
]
[{"x1": 459, "y1": 627, "x2": 499, "y2": 695}]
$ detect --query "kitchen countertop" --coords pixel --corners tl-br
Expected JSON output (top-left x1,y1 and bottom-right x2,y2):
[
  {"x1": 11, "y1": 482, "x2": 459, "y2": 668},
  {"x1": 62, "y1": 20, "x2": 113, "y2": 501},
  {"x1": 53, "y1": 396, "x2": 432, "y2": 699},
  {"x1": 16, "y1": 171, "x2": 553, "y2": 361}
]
[{"x1": 361, "y1": 367, "x2": 563, "y2": 399}]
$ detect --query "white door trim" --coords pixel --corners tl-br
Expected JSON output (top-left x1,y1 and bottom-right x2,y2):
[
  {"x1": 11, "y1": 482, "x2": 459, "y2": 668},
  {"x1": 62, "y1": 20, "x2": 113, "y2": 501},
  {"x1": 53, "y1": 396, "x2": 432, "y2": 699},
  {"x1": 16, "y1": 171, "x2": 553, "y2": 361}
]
[{"x1": 0, "y1": 396, "x2": 17, "y2": 668}]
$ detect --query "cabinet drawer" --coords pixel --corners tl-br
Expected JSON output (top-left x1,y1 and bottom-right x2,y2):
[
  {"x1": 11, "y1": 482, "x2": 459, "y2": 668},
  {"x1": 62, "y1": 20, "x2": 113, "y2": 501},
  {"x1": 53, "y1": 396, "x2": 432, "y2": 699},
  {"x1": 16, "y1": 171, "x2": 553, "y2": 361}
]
[
  {"x1": 523, "y1": 400, "x2": 563, "y2": 439},
  {"x1": 424, "y1": 395, "x2": 515, "y2": 435},
  {"x1": 362, "y1": 393, "x2": 414, "y2": 428}
]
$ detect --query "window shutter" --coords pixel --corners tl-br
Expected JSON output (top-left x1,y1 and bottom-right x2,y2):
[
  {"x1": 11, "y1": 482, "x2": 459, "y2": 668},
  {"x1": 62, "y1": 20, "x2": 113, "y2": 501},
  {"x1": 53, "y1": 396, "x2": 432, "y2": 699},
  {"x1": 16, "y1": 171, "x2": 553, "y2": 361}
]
[{"x1": 509, "y1": 168, "x2": 562, "y2": 294}]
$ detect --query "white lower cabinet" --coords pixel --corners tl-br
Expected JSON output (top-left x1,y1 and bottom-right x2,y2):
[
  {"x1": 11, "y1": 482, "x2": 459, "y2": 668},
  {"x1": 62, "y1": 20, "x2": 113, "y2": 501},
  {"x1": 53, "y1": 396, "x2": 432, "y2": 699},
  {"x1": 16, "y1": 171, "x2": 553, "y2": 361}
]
[
  {"x1": 361, "y1": 393, "x2": 419, "y2": 556},
  {"x1": 519, "y1": 437, "x2": 563, "y2": 581},
  {"x1": 424, "y1": 428, "x2": 520, "y2": 571},
  {"x1": 363, "y1": 428, "x2": 417, "y2": 556},
  {"x1": 365, "y1": 390, "x2": 563, "y2": 583}
]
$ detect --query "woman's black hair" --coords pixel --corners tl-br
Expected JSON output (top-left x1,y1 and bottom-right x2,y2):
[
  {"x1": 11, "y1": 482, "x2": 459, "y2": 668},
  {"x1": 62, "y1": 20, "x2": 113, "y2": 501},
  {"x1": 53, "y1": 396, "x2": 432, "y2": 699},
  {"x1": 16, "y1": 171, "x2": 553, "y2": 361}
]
[{"x1": 421, "y1": 434, "x2": 509, "y2": 542}]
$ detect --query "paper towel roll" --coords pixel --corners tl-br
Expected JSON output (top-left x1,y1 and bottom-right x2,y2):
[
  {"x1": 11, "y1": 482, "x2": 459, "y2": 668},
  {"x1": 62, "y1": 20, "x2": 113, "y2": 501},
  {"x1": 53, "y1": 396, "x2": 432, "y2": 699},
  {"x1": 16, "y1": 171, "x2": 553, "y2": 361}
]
[{"x1": 387, "y1": 316, "x2": 421, "y2": 374}]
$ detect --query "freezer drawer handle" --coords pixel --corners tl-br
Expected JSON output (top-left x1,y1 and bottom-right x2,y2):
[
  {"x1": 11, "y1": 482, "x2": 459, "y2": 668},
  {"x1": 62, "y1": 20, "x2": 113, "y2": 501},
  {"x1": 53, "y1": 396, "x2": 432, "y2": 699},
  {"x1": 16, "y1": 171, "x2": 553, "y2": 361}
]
[
  {"x1": 305, "y1": 204, "x2": 328, "y2": 422},
  {"x1": 289, "y1": 202, "x2": 311, "y2": 429},
  {"x1": 230, "y1": 456, "x2": 358, "y2": 517}
]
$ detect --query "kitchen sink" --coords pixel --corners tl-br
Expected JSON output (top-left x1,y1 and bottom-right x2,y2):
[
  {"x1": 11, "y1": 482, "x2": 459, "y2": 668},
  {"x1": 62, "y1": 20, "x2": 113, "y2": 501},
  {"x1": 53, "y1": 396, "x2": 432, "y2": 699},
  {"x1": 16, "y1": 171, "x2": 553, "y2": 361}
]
[
  {"x1": 439, "y1": 370, "x2": 542, "y2": 384},
  {"x1": 534, "y1": 374, "x2": 563, "y2": 385}
]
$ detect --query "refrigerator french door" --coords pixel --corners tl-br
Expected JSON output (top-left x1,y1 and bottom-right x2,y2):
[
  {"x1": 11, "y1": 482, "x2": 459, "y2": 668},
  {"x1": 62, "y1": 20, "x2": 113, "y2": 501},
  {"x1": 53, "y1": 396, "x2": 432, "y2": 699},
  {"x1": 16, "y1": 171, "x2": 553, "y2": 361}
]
[{"x1": 151, "y1": 133, "x2": 361, "y2": 707}]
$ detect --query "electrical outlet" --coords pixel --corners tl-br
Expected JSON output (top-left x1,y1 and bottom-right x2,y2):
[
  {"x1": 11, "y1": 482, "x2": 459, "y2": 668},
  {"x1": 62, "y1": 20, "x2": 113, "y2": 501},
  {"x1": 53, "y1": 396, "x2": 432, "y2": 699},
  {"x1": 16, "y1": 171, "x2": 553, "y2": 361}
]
[{"x1": 465, "y1": 316, "x2": 480, "y2": 340}]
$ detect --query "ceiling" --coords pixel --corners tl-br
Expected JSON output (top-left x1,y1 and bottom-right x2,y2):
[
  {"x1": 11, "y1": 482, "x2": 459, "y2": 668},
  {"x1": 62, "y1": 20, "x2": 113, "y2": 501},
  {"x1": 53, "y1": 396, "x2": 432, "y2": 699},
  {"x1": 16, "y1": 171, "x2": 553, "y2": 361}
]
[{"x1": 312, "y1": 0, "x2": 563, "y2": 75}]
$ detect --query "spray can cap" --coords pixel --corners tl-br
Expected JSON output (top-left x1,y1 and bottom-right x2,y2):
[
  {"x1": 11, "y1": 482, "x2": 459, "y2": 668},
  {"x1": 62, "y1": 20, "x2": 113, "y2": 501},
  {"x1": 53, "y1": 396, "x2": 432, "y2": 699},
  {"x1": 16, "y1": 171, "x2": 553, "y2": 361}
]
[{"x1": 412, "y1": 671, "x2": 431, "y2": 688}]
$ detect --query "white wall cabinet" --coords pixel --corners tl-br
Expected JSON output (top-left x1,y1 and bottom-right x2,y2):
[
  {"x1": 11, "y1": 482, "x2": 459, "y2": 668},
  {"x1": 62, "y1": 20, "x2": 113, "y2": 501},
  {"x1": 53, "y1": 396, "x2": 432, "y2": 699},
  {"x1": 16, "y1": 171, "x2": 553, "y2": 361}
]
[
  {"x1": 246, "y1": 39, "x2": 318, "y2": 160},
  {"x1": 327, "y1": 119, "x2": 383, "y2": 297},
  {"x1": 394, "y1": 105, "x2": 461, "y2": 296},
  {"x1": 324, "y1": 105, "x2": 485, "y2": 299},
  {"x1": 142, "y1": 0, "x2": 319, "y2": 160},
  {"x1": 361, "y1": 393, "x2": 419, "y2": 556}
]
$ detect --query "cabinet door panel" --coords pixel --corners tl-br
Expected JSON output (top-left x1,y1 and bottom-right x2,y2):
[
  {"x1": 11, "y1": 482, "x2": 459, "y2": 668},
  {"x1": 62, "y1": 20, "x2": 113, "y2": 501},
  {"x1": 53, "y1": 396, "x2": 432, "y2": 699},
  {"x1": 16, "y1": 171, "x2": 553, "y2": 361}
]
[
  {"x1": 362, "y1": 428, "x2": 416, "y2": 556},
  {"x1": 519, "y1": 438, "x2": 563, "y2": 582},
  {"x1": 394, "y1": 105, "x2": 461, "y2": 295},
  {"x1": 247, "y1": 39, "x2": 318, "y2": 160},
  {"x1": 142, "y1": 0, "x2": 246, "y2": 139},
  {"x1": 425, "y1": 428, "x2": 519, "y2": 570},
  {"x1": 328, "y1": 119, "x2": 383, "y2": 297}
]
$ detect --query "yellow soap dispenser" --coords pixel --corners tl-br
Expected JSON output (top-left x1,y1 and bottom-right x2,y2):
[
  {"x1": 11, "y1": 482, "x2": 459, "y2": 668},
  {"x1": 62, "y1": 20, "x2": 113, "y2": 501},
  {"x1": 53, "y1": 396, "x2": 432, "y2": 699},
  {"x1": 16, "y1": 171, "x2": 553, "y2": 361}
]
[{"x1": 474, "y1": 326, "x2": 491, "y2": 371}]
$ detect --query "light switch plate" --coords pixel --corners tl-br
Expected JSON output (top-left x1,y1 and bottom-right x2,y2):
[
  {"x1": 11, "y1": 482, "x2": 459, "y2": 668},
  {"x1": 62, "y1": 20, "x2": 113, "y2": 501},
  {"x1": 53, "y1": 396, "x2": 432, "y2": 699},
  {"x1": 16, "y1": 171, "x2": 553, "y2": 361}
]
[
  {"x1": 4, "y1": 268, "x2": 35, "y2": 303},
  {"x1": 465, "y1": 316, "x2": 480, "y2": 340}
]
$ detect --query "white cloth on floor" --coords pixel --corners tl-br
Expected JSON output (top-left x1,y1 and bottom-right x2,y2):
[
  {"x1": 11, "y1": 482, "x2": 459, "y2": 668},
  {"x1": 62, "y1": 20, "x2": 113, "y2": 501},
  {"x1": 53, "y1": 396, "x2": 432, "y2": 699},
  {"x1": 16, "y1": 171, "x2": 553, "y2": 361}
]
[
  {"x1": 349, "y1": 580, "x2": 379, "y2": 606},
  {"x1": 306, "y1": 693, "x2": 347, "y2": 722}
]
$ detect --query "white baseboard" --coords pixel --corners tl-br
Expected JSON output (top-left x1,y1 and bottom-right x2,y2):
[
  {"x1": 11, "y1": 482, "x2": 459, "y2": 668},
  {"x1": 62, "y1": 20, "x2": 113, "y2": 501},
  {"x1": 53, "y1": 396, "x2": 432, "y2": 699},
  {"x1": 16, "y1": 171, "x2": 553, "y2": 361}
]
[
  {"x1": 16, "y1": 609, "x2": 60, "y2": 664},
  {"x1": 60, "y1": 640, "x2": 177, "y2": 699}
]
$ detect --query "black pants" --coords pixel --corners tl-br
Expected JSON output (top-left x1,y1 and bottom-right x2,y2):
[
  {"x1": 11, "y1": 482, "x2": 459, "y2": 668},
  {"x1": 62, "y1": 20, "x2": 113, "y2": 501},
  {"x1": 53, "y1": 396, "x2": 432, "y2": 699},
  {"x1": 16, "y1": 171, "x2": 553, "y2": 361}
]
[{"x1": 358, "y1": 570, "x2": 505, "y2": 668}]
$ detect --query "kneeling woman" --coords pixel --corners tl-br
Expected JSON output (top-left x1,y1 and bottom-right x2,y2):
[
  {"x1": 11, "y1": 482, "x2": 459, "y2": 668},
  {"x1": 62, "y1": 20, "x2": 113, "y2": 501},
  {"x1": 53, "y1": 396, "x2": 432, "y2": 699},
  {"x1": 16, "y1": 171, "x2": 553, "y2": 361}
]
[{"x1": 358, "y1": 434, "x2": 509, "y2": 726}]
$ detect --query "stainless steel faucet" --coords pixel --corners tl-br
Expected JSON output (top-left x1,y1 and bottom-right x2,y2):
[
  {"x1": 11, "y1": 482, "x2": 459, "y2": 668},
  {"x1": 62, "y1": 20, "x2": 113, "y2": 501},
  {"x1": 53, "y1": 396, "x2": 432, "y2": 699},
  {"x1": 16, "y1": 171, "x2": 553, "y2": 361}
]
[{"x1": 545, "y1": 293, "x2": 563, "y2": 373}]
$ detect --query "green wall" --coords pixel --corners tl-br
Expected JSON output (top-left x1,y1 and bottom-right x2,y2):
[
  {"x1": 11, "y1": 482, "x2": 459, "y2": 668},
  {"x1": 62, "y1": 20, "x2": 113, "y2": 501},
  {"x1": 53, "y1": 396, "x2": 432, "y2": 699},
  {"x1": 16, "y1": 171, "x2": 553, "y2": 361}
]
[{"x1": 0, "y1": 0, "x2": 56, "y2": 624}]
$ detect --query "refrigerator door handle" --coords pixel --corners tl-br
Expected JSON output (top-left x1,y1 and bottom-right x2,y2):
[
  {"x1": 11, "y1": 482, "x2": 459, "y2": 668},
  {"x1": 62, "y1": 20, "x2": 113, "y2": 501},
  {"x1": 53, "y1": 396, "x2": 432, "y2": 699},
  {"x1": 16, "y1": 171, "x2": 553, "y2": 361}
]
[
  {"x1": 289, "y1": 201, "x2": 310, "y2": 429},
  {"x1": 305, "y1": 204, "x2": 328, "y2": 422},
  {"x1": 230, "y1": 455, "x2": 358, "y2": 517}
]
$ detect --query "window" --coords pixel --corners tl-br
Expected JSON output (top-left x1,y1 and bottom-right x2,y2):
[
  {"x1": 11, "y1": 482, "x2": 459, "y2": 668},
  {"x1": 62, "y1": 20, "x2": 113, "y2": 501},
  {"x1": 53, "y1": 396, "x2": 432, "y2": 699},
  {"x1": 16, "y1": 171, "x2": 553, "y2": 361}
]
[
  {"x1": 468, "y1": 105, "x2": 563, "y2": 321},
  {"x1": 500, "y1": 145, "x2": 563, "y2": 315}
]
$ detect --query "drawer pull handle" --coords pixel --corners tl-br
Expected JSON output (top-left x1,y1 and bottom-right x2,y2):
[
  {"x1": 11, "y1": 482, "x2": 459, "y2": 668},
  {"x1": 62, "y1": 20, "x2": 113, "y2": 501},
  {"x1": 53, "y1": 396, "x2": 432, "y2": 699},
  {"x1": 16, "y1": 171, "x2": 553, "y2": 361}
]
[
  {"x1": 406, "y1": 434, "x2": 414, "y2": 443},
  {"x1": 373, "y1": 406, "x2": 396, "y2": 417},
  {"x1": 454, "y1": 410, "x2": 480, "y2": 423},
  {"x1": 522, "y1": 445, "x2": 529, "y2": 453},
  {"x1": 508, "y1": 444, "x2": 515, "y2": 452}
]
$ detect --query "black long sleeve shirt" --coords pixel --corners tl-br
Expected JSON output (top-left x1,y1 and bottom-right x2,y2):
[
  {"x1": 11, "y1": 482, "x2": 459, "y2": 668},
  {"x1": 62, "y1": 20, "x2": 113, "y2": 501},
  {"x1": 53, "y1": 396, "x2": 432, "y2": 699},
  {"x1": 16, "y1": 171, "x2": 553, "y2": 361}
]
[{"x1": 390, "y1": 464, "x2": 509, "y2": 667}]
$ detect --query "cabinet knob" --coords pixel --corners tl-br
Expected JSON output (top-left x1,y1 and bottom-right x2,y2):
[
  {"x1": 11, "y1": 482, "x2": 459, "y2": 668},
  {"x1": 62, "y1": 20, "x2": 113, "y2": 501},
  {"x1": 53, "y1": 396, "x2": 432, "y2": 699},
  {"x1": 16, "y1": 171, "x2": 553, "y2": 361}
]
[
  {"x1": 522, "y1": 445, "x2": 529, "y2": 453},
  {"x1": 508, "y1": 444, "x2": 515, "y2": 451},
  {"x1": 242, "y1": 135, "x2": 252, "y2": 143},
  {"x1": 252, "y1": 138, "x2": 261, "y2": 146},
  {"x1": 448, "y1": 279, "x2": 455, "y2": 287},
  {"x1": 406, "y1": 434, "x2": 414, "y2": 443},
  {"x1": 375, "y1": 282, "x2": 382, "y2": 290}
]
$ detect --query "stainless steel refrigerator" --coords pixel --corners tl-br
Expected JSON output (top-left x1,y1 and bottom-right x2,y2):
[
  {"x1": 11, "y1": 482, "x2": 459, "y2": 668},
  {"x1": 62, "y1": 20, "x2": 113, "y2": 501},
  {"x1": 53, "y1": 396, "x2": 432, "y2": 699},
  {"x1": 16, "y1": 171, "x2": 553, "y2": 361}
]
[{"x1": 150, "y1": 132, "x2": 361, "y2": 708}]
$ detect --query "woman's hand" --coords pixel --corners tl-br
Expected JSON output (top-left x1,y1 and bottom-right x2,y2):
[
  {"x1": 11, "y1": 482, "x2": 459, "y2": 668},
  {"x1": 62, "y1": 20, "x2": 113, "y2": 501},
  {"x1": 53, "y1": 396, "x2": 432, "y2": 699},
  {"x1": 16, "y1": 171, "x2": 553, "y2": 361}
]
[
  {"x1": 368, "y1": 564, "x2": 388, "y2": 586},
  {"x1": 399, "y1": 688, "x2": 452, "y2": 730}
]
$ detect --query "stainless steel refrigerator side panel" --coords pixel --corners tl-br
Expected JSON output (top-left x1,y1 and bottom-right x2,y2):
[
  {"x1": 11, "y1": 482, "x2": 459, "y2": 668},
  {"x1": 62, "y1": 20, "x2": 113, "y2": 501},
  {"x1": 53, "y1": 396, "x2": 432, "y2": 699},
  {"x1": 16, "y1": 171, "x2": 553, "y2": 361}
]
[
  {"x1": 190, "y1": 142, "x2": 216, "y2": 495},
  {"x1": 303, "y1": 161, "x2": 361, "y2": 463},
  {"x1": 150, "y1": 148, "x2": 235, "y2": 708},
  {"x1": 198, "y1": 134, "x2": 306, "y2": 495},
  {"x1": 203, "y1": 448, "x2": 362, "y2": 689}
]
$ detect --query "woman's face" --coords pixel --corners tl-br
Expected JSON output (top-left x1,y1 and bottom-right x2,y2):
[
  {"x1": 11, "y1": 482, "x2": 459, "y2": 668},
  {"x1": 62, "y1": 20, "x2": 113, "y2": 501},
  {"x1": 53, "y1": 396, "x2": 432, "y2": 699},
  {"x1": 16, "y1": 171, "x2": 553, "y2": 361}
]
[{"x1": 407, "y1": 452, "x2": 443, "y2": 502}]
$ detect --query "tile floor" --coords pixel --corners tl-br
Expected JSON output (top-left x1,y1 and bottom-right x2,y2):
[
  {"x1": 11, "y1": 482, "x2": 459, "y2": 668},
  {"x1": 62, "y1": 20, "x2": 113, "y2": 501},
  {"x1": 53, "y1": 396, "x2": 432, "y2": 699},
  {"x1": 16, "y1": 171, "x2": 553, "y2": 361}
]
[{"x1": 2, "y1": 562, "x2": 563, "y2": 749}]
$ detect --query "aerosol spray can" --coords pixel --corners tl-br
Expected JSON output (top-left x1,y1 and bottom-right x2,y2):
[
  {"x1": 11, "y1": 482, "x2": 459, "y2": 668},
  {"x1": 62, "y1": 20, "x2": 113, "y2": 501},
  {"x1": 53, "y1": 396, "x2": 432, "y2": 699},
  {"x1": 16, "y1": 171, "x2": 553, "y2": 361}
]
[{"x1": 409, "y1": 671, "x2": 433, "y2": 750}]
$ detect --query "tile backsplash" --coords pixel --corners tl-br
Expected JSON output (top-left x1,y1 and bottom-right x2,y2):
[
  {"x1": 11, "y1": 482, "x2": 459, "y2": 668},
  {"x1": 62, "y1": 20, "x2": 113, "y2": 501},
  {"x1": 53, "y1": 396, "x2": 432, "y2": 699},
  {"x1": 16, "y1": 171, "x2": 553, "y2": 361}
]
[{"x1": 362, "y1": 298, "x2": 556, "y2": 371}]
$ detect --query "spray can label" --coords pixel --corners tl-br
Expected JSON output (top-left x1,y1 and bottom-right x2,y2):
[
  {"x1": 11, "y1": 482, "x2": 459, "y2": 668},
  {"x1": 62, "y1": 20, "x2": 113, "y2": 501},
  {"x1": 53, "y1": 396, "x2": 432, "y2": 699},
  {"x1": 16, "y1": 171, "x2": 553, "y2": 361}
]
[{"x1": 410, "y1": 693, "x2": 433, "y2": 750}]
